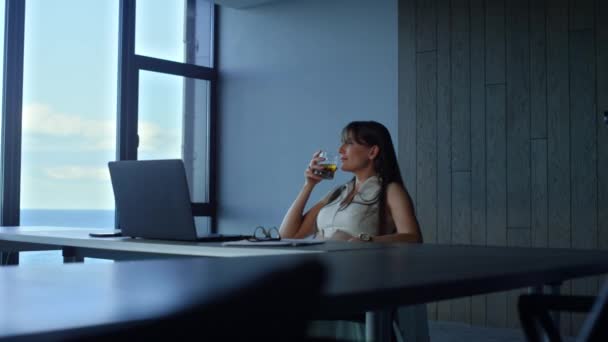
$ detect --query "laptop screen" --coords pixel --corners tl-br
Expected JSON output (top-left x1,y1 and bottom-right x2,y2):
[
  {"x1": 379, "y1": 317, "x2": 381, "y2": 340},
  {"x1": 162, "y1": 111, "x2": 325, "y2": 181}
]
[{"x1": 108, "y1": 159, "x2": 198, "y2": 241}]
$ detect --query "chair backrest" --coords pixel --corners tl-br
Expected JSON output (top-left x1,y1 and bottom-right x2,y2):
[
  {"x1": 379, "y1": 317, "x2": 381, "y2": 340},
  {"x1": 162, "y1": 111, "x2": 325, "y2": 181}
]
[{"x1": 578, "y1": 280, "x2": 608, "y2": 342}]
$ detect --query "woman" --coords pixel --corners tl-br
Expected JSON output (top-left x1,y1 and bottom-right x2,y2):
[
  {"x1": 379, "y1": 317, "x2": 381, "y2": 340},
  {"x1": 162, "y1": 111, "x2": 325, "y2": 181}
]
[
  {"x1": 279, "y1": 121, "x2": 427, "y2": 341},
  {"x1": 280, "y1": 120, "x2": 422, "y2": 244}
]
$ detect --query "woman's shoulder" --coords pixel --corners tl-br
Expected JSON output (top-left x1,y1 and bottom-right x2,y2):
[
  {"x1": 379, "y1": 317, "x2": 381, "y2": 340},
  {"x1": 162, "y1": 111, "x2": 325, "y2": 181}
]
[
  {"x1": 385, "y1": 182, "x2": 414, "y2": 204},
  {"x1": 385, "y1": 182, "x2": 409, "y2": 197},
  {"x1": 386, "y1": 181, "x2": 404, "y2": 191}
]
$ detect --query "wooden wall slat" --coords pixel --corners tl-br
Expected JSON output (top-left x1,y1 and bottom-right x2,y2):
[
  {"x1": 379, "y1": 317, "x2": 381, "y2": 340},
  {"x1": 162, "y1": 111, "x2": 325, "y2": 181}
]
[
  {"x1": 451, "y1": 171, "x2": 472, "y2": 324},
  {"x1": 436, "y1": 0, "x2": 452, "y2": 322},
  {"x1": 546, "y1": 0, "x2": 570, "y2": 250},
  {"x1": 531, "y1": 140, "x2": 548, "y2": 247},
  {"x1": 416, "y1": 51, "x2": 438, "y2": 245},
  {"x1": 470, "y1": 0, "x2": 487, "y2": 326},
  {"x1": 546, "y1": 0, "x2": 571, "y2": 334},
  {"x1": 416, "y1": 0, "x2": 437, "y2": 52},
  {"x1": 398, "y1": 0, "x2": 417, "y2": 206},
  {"x1": 485, "y1": 0, "x2": 505, "y2": 84},
  {"x1": 569, "y1": 28, "x2": 597, "y2": 334},
  {"x1": 530, "y1": 0, "x2": 547, "y2": 139},
  {"x1": 485, "y1": 84, "x2": 507, "y2": 327},
  {"x1": 450, "y1": 0, "x2": 471, "y2": 171},
  {"x1": 591, "y1": 3, "x2": 604, "y2": 325},
  {"x1": 598, "y1": 0, "x2": 608, "y2": 253},
  {"x1": 569, "y1": 0, "x2": 594, "y2": 30},
  {"x1": 506, "y1": 0, "x2": 531, "y2": 229}
]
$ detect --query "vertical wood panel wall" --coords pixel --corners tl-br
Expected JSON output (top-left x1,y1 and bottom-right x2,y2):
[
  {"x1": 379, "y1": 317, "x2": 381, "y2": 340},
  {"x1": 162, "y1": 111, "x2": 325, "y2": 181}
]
[{"x1": 397, "y1": 0, "x2": 607, "y2": 334}]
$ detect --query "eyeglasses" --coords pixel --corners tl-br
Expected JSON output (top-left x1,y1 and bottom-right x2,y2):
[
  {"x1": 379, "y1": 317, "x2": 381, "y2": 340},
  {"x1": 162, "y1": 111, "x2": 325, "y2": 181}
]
[{"x1": 248, "y1": 226, "x2": 281, "y2": 242}]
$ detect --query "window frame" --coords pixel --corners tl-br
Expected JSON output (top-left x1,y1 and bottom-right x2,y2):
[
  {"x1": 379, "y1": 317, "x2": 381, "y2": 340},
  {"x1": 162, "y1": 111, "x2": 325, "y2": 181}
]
[
  {"x1": 1, "y1": 0, "x2": 25, "y2": 227},
  {"x1": 1, "y1": 0, "x2": 219, "y2": 233}
]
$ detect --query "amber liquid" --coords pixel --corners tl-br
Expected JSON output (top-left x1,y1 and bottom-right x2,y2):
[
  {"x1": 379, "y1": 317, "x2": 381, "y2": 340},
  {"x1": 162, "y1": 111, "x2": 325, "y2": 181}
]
[{"x1": 316, "y1": 163, "x2": 337, "y2": 179}]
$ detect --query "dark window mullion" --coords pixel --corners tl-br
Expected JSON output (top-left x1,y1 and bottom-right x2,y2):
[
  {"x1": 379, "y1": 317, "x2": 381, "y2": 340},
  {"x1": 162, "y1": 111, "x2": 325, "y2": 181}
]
[
  {"x1": 117, "y1": 0, "x2": 138, "y2": 161},
  {"x1": 135, "y1": 54, "x2": 215, "y2": 80},
  {"x1": 183, "y1": 0, "x2": 196, "y2": 208},
  {"x1": 209, "y1": 4, "x2": 218, "y2": 231},
  {"x1": 1, "y1": 0, "x2": 26, "y2": 227}
]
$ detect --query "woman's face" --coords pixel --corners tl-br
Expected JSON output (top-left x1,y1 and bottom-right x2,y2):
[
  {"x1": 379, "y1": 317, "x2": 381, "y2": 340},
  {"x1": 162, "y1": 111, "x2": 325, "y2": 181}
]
[{"x1": 338, "y1": 133, "x2": 373, "y2": 172}]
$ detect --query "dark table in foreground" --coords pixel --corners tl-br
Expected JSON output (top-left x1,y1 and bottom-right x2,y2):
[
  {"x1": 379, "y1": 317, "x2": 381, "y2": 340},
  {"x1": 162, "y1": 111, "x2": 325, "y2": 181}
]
[{"x1": 2, "y1": 243, "x2": 608, "y2": 341}]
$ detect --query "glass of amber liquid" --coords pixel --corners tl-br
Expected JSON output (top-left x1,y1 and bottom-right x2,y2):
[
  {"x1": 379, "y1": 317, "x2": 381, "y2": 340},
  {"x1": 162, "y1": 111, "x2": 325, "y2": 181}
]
[{"x1": 314, "y1": 151, "x2": 338, "y2": 180}]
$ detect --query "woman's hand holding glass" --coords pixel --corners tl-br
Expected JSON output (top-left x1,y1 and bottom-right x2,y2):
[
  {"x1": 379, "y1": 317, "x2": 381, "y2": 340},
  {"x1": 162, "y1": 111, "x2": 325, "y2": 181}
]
[
  {"x1": 305, "y1": 150, "x2": 339, "y2": 187},
  {"x1": 305, "y1": 150, "x2": 326, "y2": 186}
]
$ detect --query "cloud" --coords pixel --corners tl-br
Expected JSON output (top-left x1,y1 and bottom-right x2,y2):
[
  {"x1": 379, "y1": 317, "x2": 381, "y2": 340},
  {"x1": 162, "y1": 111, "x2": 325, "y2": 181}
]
[
  {"x1": 23, "y1": 103, "x2": 113, "y2": 138},
  {"x1": 138, "y1": 120, "x2": 181, "y2": 154},
  {"x1": 44, "y1": 166, "x2": 110, "y2": 181},
  {"x1": 22, "y1": 103, "x2": 180, "y2": 154},
  {"x1": 22, "y1": 103, "x2": 114, "y2": 151}
]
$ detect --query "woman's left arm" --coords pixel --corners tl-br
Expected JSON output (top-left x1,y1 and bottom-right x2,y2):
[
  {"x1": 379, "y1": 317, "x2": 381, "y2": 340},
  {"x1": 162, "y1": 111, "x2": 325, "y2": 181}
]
[{"x1": 352, "y1": 182, "x2": 423, "y2": 243}]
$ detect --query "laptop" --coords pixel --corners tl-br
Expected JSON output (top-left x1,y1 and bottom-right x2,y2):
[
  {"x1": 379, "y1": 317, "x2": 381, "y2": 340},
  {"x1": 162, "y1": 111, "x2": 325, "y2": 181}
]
[{"x1": 107, "y1": 159, "x2": 246, "y2": 242}]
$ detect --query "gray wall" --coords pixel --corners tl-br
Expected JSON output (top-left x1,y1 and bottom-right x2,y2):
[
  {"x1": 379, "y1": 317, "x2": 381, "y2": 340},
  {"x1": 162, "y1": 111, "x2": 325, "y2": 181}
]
[
  {"x1": 216, "y1": 0, "x2": 398, "y2": 233},
  {"x1": 216, "y1": 0, "x2": 608, "y2": 333},
  {"x1": 399, "y1": 0, "x2": 608, "y2": 334}
]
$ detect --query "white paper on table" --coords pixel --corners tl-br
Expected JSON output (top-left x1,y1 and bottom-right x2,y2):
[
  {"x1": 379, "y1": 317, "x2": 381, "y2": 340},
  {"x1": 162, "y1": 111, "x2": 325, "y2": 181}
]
[{"x1": 221, "y1": 239, "x2": 325, "y2": 247}]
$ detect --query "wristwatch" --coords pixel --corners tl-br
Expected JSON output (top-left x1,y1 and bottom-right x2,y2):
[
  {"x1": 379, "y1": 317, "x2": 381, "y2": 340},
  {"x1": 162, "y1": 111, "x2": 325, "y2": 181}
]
[{"x1": 359, "y1": 233, "x2": 373, "y2": 242}]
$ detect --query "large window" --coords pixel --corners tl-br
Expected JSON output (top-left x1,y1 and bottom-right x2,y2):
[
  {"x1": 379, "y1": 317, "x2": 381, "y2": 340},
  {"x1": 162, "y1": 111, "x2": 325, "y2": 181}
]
[
  {"x1": 20, "y1": 0, "x2": 118, "y2": 228},
  {"x1": 135, "y1": 0, "x2": 185, "y2": 63},
  {"x1": 0, "y1": 0, "x2": 4, "y2": 147},
  {"x1": 138, "y1": 71, "x2": 210, "y2": 203},
  {"x1": 0, "y1": 1, "x2": 4, "y2": 161},
  {"x1": 1, "y1": 0, "x2": 216, "y2": 264},
  {"x1": 135, "y1": 0, "x2": 213, "y2": 67},
  {"x1": 120, "y1": 0, "x2": 216, "y2": 233}
]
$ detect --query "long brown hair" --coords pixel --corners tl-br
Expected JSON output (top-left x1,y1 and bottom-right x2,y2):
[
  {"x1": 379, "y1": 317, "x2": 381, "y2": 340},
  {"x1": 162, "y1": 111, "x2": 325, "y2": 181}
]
[{"x1": 325, "y1": 121, "x2": 408, "y2": 234}]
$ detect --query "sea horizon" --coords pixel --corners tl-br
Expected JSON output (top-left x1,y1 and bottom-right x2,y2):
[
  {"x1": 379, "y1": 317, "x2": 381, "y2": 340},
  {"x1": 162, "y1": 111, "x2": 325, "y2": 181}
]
[
  {"x1": 20, "y1": 208, "x2": 116, "y2": 229},
  {"x1": 18, "y1": 209, "x2": 116, "y2": 265}
]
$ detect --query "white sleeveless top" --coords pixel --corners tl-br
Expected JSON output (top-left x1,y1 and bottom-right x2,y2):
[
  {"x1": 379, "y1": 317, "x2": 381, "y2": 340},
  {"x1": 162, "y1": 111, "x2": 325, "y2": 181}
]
[{"x1": 316, "y1": 176, "x2": 395, "y2": 239}]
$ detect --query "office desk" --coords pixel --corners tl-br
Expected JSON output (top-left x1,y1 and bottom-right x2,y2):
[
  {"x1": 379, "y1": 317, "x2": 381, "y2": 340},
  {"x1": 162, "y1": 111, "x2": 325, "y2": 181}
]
[
  {"x1": 0, "y1": 227, "x2": 399, "y2": 341},
  {"x1": 0, "y1": 226, "x2": 374, "y2": 261},
  {"x1": 2, "y1": 243, "x2": 608, "y2": 341}
]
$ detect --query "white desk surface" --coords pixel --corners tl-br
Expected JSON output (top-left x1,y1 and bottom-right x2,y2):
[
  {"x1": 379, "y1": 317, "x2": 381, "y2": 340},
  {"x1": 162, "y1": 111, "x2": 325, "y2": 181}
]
[{"x1": 0, "y1": 226, "x2": 322, "y2": 258}]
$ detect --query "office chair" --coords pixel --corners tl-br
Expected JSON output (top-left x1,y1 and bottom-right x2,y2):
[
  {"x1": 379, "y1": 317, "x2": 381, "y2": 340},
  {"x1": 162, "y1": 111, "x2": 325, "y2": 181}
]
[
  {"x1": 518, "y1": 281, "x2": 608, "y2": 342},
  {"x1": 60, "y1": 259, "x2": 328, "y2": 342}
]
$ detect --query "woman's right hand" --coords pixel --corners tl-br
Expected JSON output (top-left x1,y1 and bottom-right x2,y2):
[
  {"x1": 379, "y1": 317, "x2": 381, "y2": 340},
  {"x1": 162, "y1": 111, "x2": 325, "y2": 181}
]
[{"x1": 304, "y1": 150, "x2": 325, "y2": 187}]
